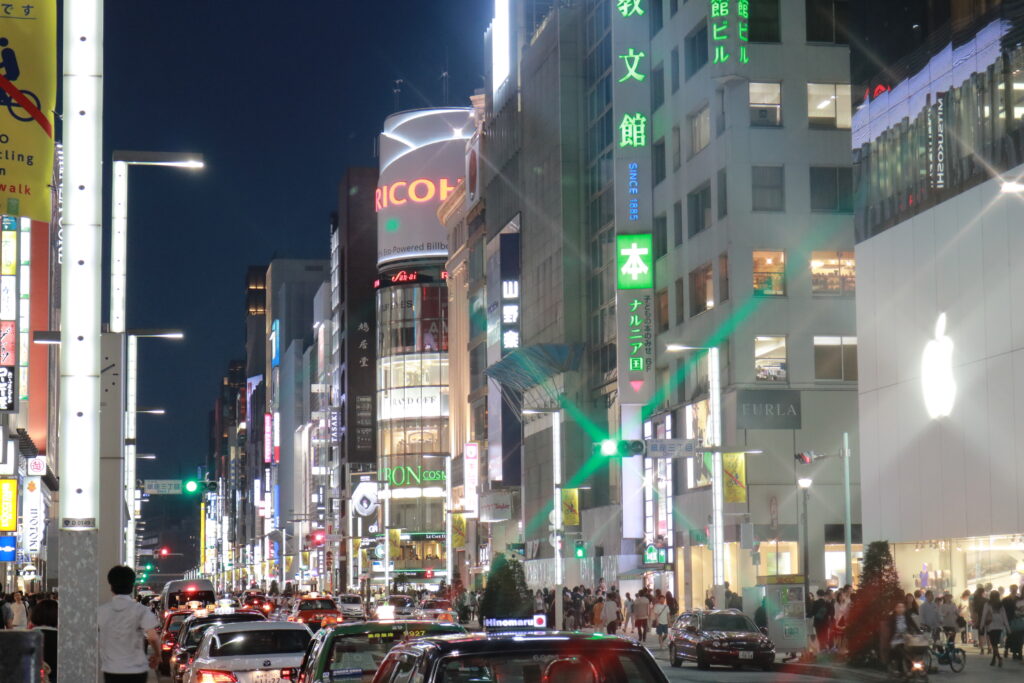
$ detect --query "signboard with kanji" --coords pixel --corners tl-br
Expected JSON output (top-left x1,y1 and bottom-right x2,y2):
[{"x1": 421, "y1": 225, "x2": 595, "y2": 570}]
[{"x1": 143, "y1": 479, "x2": 183, "y2": 495}]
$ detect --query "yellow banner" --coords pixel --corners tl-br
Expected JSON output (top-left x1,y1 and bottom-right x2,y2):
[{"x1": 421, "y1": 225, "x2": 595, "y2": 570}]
[
  {"x1": 0, "y1": 2, "x2": 55, "y2": 221},
  {"x1": 388, "y1": 528, "x2": 402, "y2": 557},
  {"x1": 561, "y1": 488, "x2": 580, "y2": 527},
  {"x1": 452, "y1": 513, "x2": 466, "y2": 549},
  {"x1": 0, "y1": 477, "x2": 15, "y2": 531},
  {"x1": 285, "y1": 555, "x2": 294, "y2": 574},
  {"x1": 352, "y1": 538, "x2": 362, "y2": 554},
  {"x1": 724, "y1": 453, "x2": 747, "y2": 504}
]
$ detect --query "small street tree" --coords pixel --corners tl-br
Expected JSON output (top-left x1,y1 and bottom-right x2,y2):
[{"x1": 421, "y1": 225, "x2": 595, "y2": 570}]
[
  {"x1": 479, "y1": 552, "x2": 533, "y2": 620},
  {"x1": 846, "y1": 540, "x2": 904, "y2": 666}
]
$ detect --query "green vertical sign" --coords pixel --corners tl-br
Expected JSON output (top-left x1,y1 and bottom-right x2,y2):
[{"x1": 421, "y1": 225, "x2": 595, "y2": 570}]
[{"x1": 616, "y1": 234, "x2": 654, "y2": 289}]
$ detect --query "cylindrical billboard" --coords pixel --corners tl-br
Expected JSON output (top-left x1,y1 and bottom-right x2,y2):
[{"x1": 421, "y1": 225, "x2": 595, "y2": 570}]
[{"x1": 377, "y1": 108, "x2": 474, "y2": 267}]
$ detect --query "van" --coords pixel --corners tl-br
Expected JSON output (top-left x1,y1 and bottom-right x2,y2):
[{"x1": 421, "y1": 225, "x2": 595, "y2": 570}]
[{"x1": 159, "y1": 578, "x2": 216, "y2": 615}]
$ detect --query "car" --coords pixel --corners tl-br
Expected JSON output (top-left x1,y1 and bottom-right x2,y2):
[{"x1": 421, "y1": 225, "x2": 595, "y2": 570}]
[
  {"x1": 373, "y1": 595, "x2": 414, "y2": 620},
  {"x1": 242, "y1": 592, "x2": 276, "y2": 617},
  {"x1": 169, "y1": 608, "x2": 268, "y2": 683},
  {"x1": 288, "y1": 596, "x2": 341, "y2": 629},
  {"x1": 667, "y1": 608, "x2": 775, "y2": 671},
  {"x1": 295, "y1": 619, "x2": 467, "y2": 683},
  {"x1": 161, "y1": 579, "x2": 218, "y2": 617},
  {"x1": 184, "y1": 620, "x2": 312, "y2": 683},
  {"x1": 334, "y1": 593, "x2": 365, "y2": 621},
  {"x1": 411, "y1": 599, "x2": 456, "y2": 623},
  {"x1": 159, "y1": 608, "x2": 197, "y2": 675},
  {"x1": 372, "y1": 631, "x2": 670, "y2": 683}
]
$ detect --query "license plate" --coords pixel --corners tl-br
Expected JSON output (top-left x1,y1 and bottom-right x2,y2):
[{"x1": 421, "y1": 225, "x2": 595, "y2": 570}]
[
  {"x1": 254, "y1": 673, "x2": 280, "y2": 683},
  {"x1": 738, "y1": 651, "x2": 754, "y2": 660}
]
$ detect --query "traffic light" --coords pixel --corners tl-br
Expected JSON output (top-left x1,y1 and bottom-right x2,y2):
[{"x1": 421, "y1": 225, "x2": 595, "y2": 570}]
[
  {"x1": 795, "y1": 452, "x2": 819, "y2": 465},
  {"x1": 184, "y1": 480, "x2": 199, "y2": 494},
  {"x1": 574, "y1": 540, "x2": 586, "y2": 559},
  {"x1": 311, "y1": 529, "x2": 326, "y2": 547},
  {"x1": 597, "y1": 440, "x2": 646, "y2": 457},
  {"x1": 424, "y1": 568, "x2": 435, "y2": 579},
  {"x1": 159, "y1": 546, "x2": 170, "y2": 558},
  {"x1": 145, "y1": 563, "x2": 153, "y2": 571}
]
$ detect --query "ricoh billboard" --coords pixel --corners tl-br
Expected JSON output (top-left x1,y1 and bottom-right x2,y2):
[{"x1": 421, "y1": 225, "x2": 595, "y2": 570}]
[{"x1": 377, "y1": 108, "x2": 474, "y2": 267}]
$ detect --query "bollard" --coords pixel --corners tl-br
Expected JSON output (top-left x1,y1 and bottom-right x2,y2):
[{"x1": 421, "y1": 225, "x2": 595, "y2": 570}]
[{"x1": 0, "y1": 629, "x2": 43, "y2": 683}]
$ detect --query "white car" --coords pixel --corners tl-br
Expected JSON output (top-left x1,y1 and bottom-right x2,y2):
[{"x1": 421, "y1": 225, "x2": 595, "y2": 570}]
[
  {"x1": 335, "y1": 593, "x2": 365, "y2": 620},
  {"x1": 185, "y1": 620, "x2": 312, "y2": 683}
]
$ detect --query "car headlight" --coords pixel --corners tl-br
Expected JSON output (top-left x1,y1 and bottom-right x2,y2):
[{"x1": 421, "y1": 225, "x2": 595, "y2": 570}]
[{"x1": 712, "y1": 640, "x2": 722, "y2": 648}]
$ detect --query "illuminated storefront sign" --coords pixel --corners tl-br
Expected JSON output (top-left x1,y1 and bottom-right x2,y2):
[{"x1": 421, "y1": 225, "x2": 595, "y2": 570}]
[
  {"x1": 463, "y1": 442, "x2": 479, "y2": 518},
  {"x1": 0, "y1": 478, "x2": 16, "y2": 532},
  {"x1": 378, "y1": 386, "x2": 447, "y2": 421},
  {"x1": 263, "y1": 412, "x2": 273, "y2": 464},
  {"x1": 375, "y1": 178, "x2": 460, "y2": 210},
  {"x1": 382, "y1": 465, "x2": 447, "y2": 487},
  {"x1": 927, "y1": 93, "x2": 947, "y2": 190},
  {"x1": 21, "y1": 475, "x2": 42, "y2": 555},
  {"x1": 709, "y1": 0, "x2": 749, "y2": 65},
  {"x1": 616, "y1": 234, "x2": 653, "y2": 289},
  {"x1": 270, "y1": 319, "x2": 280, "y2": 367}
]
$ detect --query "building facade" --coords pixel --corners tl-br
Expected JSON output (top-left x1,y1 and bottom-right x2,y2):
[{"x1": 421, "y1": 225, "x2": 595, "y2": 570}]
[{"x1": 853, "y1": 0, "x2": 1024, "y2": 593}]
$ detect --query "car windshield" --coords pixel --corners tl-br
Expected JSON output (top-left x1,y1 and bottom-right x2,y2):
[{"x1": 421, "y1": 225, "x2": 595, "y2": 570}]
[
  {"x1": 702, "y1": 614, "x2": 758, "y2": 632},
  {"x1": 421, "y1": 600, "x2": 450, "y2": 610},
  {"x1": 299, "y1": 599, "x2": 336, "y2": 611},
  {"x1": 209, "y1": 628, "x2": 311, "y2": 656},
  {"x1": 182, "y1": 615, "x2": 265, "y2": 647},
  {"x1": 437, "y1": 650, "x2": 660, "y2": 683},
  {"x1": 168, "y1": 590, "x2": 216, "y2": 608},
  {"x1": 338, "y1": 596, "x2": 361, "y2": 605},
  {"x1": 328, "y1": 625, "x2": 463, "y2": 679},
  {"x1": 388, "y1": 597, "x2": 412, "y2": 607}
]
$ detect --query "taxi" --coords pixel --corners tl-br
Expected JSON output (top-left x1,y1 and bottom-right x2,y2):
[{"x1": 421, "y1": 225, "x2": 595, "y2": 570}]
[
  {"x1": 288, "y1": 594, "x2": 341, "y2": 630},
  {"x1": 372, "y1": 630, "x2": 670, "y2": 683},
  {"x1": 169, "y1": 604, "x2": 267, "y2": 683},
  {"x1": 184, "y1": 620, "x2": 312, "y2": 683},
  {"x1": 294, "y1": 619, "x2": 466, "y2": 683}
]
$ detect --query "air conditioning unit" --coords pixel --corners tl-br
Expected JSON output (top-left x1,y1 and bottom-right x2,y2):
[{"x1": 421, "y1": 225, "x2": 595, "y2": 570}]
[{"x1": 750, "y1": 105, "x2": 781, "y2": 126}]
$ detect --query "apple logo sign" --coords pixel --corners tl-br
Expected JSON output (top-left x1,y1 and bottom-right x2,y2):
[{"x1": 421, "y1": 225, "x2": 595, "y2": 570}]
[{"x1": 921, "y1": 312, "x2": 955, "y2": 419}]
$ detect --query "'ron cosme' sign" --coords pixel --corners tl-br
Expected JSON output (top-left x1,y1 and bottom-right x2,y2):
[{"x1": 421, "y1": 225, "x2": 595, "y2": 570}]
[{"x1": 736, "y1": 389, "x2": 802, "y2": 430}]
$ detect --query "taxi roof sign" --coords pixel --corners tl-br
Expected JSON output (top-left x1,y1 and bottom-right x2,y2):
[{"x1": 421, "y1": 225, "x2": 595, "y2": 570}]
[{"x1": 482, "y1": 614, "x2": 548, "y2": 630}]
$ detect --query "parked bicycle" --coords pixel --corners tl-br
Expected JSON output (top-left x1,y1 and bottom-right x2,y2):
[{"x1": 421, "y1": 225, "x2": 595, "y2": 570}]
[{"x1": 929, "y1": 631, "x2": 966, "y2": 673}]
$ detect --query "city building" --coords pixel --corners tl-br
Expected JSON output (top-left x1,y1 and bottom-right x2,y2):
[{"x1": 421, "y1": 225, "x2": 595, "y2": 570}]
[
  {"x1": 373, "y1": 107, "x2": 474, "y2": 592},
  {"x1": 852, "y1": 0, "x2": 1024, "y2": 593}
]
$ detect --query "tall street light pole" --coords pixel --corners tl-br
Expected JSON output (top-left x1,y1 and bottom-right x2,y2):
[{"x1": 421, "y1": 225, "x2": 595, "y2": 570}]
[
  {"x1": 524, "y1": 407, "x2": 563, "y2": 630},
  {"x1": 665, "y1": 344, "x2": 724, "y2": 607},
  {"x1": 798, "y1": 477, "x2": 812, "y2": 601}
]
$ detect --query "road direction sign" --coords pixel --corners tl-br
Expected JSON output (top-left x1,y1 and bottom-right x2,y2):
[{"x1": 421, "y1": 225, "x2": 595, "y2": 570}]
[
  {"x1": 143, "y1": 479, "x2": 182, "y2": 495},
  {"x1": 645, "y1": 439, "x2": 698, "y2": 458}
]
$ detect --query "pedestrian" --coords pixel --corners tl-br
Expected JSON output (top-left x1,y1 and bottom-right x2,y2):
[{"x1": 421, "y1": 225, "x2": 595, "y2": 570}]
[
  {"x1": 98, "y1": 566, "x2": 161, "y2": 683},
  {"x1": 652, "y1": 594, "x2": 671, "y2": 648},
  {"x1": 811, "y1": 590, "x2": 830, "y2": 651},
  {"x1": 1002, "y1": 584, "x2": 1019, "y2": 658},
  {"x1": 5, "y1": 590, "x2": 27, "y2": 629},
  {"x1": 29, "y1": 598, "x2": 57, "y2": 682},
  {"x1": 957, "y1": 589, "x2": 972, "y2": 644},
  {"x1": 632, "y1": 589, "x2": 651, "y2": 642},
  {"x1": 602, "y1": 593, "x2": 620, "y2": 634},
  {"x1": 833, "y1": 589, "x2": 850, "y2": 652},
  {"x1": 982, "y1": 589, "x2": 1008, "y2": 668},
  {"x1": 920, "y1": 590, "x2": 941, "y2": 638},
  {"x1": 938, "y1": 593, "x2": 958, "y2": 643},
  {"x1": 754, "y1": 597, "x2": 768, "y2": 631},
  {"x1": 623, "y1": 592, "x2": 634, "y2": 634},
  {"x1": 592, "y1": 595, "x2": 605, "y2": 632},
  {"x1": 972, "y1": 585, "x2": 989, "y2": 654},
  {"x1": 666, "y1": 590, "x2": 678, "y2": 620},
  {"x1": 889, "y1": 599, "x2": 922, "y2": 677}
]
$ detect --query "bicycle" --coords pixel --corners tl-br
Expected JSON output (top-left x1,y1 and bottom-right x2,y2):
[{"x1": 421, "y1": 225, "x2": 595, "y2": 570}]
[
  {"x1": 0, "y1": 88, "x2": 40, "y2": 122},
  {"x1": 928, "y1": 629, "x2": 966, "y2": 673}
]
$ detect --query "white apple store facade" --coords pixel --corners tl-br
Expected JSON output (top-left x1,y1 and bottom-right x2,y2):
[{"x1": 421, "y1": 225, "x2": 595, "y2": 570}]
[{"x1": 852, "y1": 7, "x2": 1024, "y2": 594}]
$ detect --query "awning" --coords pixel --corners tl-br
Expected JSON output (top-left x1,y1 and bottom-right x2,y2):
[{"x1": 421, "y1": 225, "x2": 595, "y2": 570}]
[{"x1": 618, "y1": 567, "x2": 654, "y2": 579}]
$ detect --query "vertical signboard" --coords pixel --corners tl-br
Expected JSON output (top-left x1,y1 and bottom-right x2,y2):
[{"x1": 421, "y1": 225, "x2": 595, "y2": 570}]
[
  {"x1": 463, "y1": 442, "x2": 479, "y2": 518},
  {"x1": 0, "y1": 478, "x2": 16, "y2": 531},
  {"x1": 612, "y1": 1, "x2": 655, "y2": 407},
  {"x1": 0, "y1": 1, "x2": 56, "y2": 222},
  {"x1": 0, "y1": 216, "x2": 18, "y2": 411},
  {"x1": 708, "y1": 0, "x2": 749, "y2": 70}
]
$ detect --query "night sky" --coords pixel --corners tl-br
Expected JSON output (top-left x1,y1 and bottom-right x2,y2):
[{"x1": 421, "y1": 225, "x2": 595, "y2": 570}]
[{"x1": 104, "y1": 1, "x2": 493, "y2": 485}]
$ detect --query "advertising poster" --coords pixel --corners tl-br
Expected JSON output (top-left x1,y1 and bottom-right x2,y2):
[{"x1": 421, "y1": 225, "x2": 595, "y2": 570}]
[
  {"x1": 388, "y1": 528, "x2": 402, "y2": 558},
  {"x1": 0, "y1": 477, "x2": 16, "y2": 531},
  {"x1": 0, "y1": 1, "x2": 55, "y2": 222},
  {"x1": 451, "y1": 513, "x2": 466, "y2": 550},
  {"x1": 723, "y1": 453, "x2": 747, "y2": 504},
  {"x1": 561, "y1": 488, "x2": 580, "y2": 527}
]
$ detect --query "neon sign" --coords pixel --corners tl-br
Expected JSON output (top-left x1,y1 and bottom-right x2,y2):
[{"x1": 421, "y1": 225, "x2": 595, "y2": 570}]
[
  {"x1": 619, "y1": 113, "x2": 648, "y2": 148},
  {"x1": 618, "y1": 48, "x2": 646, "y2": 82},
  {"x1": 616, "y1": 234, "x2": 653, "y2": 289},
  {"x1": 375, "y1": 177, "x2": 461, "y2": 211},
  {"x1": 709, "y1": 0, "x2": 749, "y2": 65}
]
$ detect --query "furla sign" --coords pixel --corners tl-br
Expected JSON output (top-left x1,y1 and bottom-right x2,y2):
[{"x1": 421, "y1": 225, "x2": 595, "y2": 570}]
[{"x1": 736, "y1": 389, "x2": 802, "y2": 430}]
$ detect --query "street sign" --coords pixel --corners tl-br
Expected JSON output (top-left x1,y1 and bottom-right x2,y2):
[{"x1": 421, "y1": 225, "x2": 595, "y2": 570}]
[
  {"x1": 325, "y1": 534, "x2": 344, "y2": 542},
  {"x1": 143, "y1": 479, "x2": 182, "y2": 495},
  {"x1": 645, "y1": 439, "x2": 698, "y2": 458},
  {"x1": 0, "y1": 535, "x2": 15, "y2": 561}
]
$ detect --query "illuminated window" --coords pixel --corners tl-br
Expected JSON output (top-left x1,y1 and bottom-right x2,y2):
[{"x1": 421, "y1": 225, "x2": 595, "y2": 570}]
[
  {"x1": 690, "y1": 106, "x2": 711, "y2": 156},
  {"x1": 749, "y1": 82, "x2": 782, "y2": 126},
  {"x1": 810, "y1": 251, "x2": 855, "y2": 295},
  {"x1": 807, "y1": 83, "x2": 851, "y2": 129},
  {"x1": 814, "y1": 336, "x2": 857, "y2": 381},
  {"x1": 753, "y1": 250, "x2": 785, "y2": 296},
  {"x1": 689, "y1": 263, "x2": 714, "y2": 317},
  {"x1": 754, "y1": 336, "x2": 787, "y2": 382},
  {"x1": 752, "y1": 166, "x2": 785, "y2": 211}
]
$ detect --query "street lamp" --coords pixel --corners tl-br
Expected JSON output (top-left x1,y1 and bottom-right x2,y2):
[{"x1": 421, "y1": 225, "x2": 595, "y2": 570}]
[
  {"x1": 523, "y1": 407, "x2": 564, "y2": 630},
  {"x1": 110, "y1": 151, "x2": 204, "y2": 335},
  {"x1": 665, "y1": 343, "x2": 724, "y2": 606},
  {"x1": 798, "y1": 478, "x2": 813, "y2": 601}
]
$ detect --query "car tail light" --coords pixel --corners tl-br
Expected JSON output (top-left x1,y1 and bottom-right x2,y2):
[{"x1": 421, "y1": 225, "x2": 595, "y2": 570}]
[
  {"x1": 161, "y1": 641, "x2": 173, "y2": 651},
  {"x1": 196, "y1": 671, "x2": 238, "y2": 683},
  {"x1": 280, "y1": 668, "x2": 299, "y2": 680}
]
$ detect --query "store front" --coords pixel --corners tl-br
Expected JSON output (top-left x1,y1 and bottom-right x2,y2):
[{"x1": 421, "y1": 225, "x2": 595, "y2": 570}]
[{"x1": 890, "y1": 536, "x2": 1024, "y2": 596}]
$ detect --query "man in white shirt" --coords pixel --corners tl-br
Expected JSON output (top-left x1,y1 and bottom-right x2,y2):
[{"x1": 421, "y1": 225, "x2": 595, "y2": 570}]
[
  {"x1": 5, "y1": 589, "x2": 27, "y2": 628},
  {"x1": 920, "y1": 590, "x2": 942, "y2": 637},
  {"x1": 97, "y1": 565, "x2": 160, "y2": 683}
]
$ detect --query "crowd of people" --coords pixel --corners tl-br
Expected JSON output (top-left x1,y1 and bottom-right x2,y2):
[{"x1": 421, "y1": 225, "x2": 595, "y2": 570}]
[{"x1": 0, "y1": 587, "x2": 59, "y2": 681}]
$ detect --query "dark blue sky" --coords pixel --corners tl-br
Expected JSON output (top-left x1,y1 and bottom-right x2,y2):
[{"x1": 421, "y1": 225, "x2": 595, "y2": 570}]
[{"x1": 105, "y1": 1, "x2": 493, "y2": 481}]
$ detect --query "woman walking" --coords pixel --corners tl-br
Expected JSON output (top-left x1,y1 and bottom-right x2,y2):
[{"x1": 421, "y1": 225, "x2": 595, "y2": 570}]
[
  {"x1": 957, "y1": 590, "x2": 972, "y2": 644},
  {"x1": 982, "y1": 590, "x2": 1009, "y2": 667},
  {"x1": 972, "y1": 586, "x2": 989, "y2": 654}
]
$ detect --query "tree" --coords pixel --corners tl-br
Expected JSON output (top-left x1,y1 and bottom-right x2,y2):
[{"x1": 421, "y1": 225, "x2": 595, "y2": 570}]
[
  {"x1": 479, "y1": 552, "x2": 533, "y2": 620},
  {"x1": 846, "y1": 540, "x2": 904, "y2": 666}
]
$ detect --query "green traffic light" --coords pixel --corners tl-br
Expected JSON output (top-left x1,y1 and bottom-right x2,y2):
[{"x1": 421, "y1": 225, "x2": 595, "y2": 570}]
[
  {"x1": 184, "y1": 480, "x2": 199, "y2": 493},
  {"x1": 600, "y1": 439, "x2": 618, "y2": 456},
  {"x1": 145, "y1": 564, "x2": 153, "y2": 571},
  {"x1": 574, "y1": 542, "x2": 586, "y2": 559}
]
